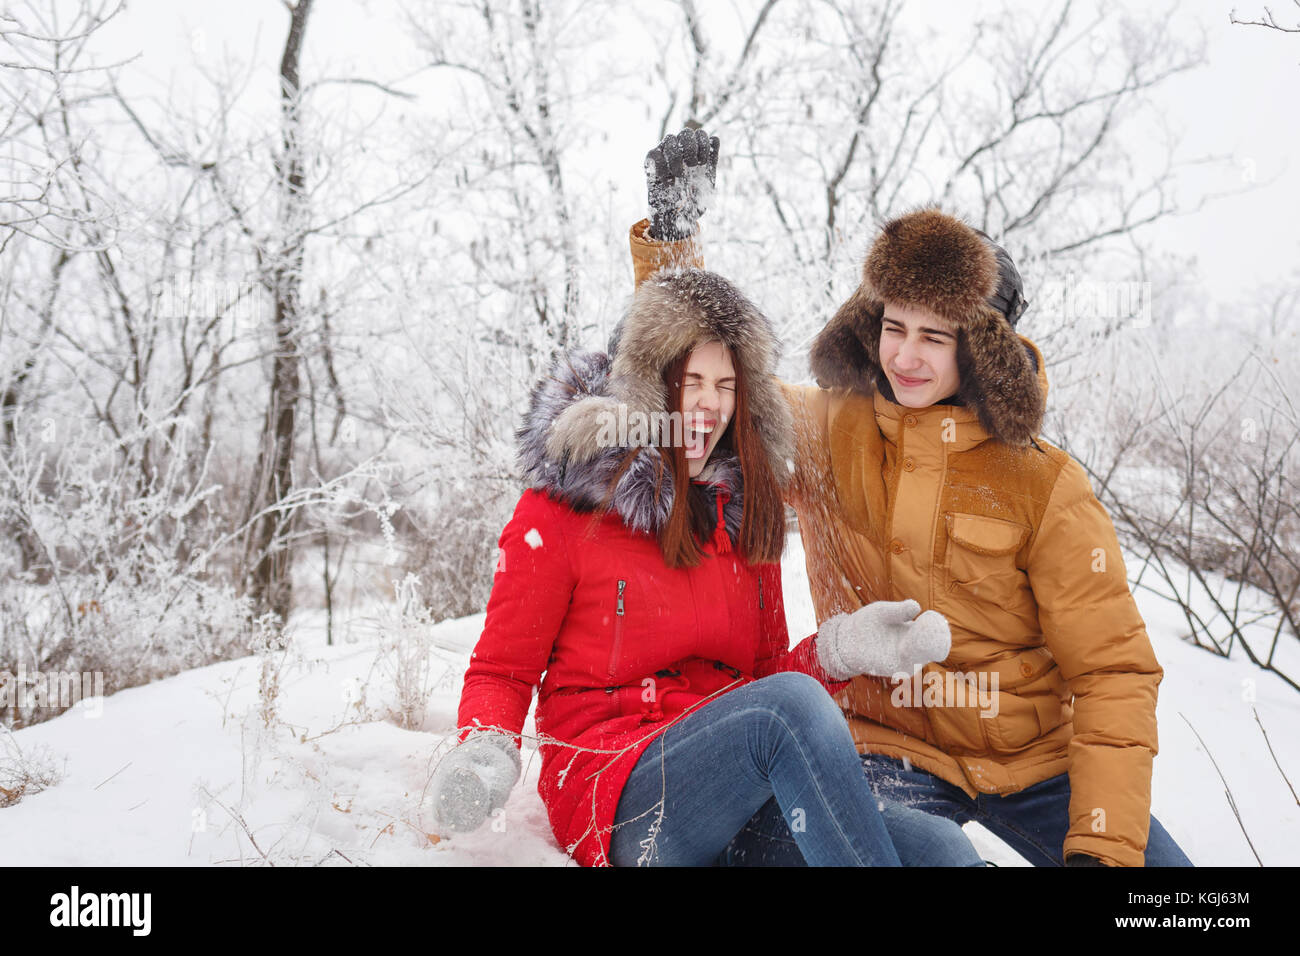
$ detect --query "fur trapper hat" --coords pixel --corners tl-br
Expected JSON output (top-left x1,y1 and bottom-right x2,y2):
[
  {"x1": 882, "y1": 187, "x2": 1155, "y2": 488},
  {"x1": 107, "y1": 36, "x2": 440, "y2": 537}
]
[
  {"x1": 545, "y1": 268, "x2": 795, "y2": 484},
  {"x1": 809, "y1": 208, "x2": 1044, "y2": 445}
]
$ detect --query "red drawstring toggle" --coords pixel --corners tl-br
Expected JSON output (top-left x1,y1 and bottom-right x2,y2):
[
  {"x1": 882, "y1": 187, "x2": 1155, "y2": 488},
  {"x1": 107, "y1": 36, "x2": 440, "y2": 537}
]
[{"x1": 712, "y1": 488, "x2": 731, "y2": 554}]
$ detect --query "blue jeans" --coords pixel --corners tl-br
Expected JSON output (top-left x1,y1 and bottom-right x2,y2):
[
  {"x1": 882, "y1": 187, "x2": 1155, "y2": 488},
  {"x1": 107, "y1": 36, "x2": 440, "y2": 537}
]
[
  {"x1": 860, "y1": 753, "x2": 1194, "y2": 867},
  {"x1": 714, "y1": 792, "x2": 985, "y2": 867},
  {"x1": 608, "y1": 672, "x2": 982, "y2": 866}
]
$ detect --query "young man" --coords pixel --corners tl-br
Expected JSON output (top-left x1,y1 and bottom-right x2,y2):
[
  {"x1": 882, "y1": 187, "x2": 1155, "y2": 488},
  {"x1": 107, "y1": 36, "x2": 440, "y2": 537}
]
[{"x1": 624, "y1": 130, "x2": 1191, "y2": 867}]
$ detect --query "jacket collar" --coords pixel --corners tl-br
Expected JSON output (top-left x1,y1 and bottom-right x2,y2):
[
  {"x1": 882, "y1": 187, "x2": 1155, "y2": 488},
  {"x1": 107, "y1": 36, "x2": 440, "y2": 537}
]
[{"x1": 873, "y1": 394, "x2": 986, "y2": 454}]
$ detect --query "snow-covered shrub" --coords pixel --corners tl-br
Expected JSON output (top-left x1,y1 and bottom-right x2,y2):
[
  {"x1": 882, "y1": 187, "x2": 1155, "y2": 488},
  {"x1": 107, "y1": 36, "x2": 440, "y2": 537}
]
[
  {"x1": 1052, "y1": 333, "x2": 1300, "y2": 692},
  {"x1": 0, "y1": 417, "x2": 259, "y2": 728},
  {"x1": 251, "y1": 611, "x2": 291, "y2": 730},
  {"x1": 0, "y1": 727, "x2": 63, "y2": 807},
  {"x1": 395, "y1": 487, "x2": 514, "y2": 625},
  {"x1": 373, "y1": 572, "x2": 467, "y2": 731}
]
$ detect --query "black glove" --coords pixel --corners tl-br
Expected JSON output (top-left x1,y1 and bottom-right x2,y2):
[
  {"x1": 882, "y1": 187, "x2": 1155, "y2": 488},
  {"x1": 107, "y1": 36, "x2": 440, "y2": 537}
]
[
  {"x1": 1065, "y1": 853, "x2": 1108, "y2": 867},
  {"x1": 645, "y1": 128, "x2": 720, "y2": 241}
]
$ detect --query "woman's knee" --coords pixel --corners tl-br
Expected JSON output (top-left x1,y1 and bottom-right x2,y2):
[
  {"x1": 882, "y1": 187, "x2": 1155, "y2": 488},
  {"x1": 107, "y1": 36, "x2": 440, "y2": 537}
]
[
  {"x1": 754, "y1": 670, "x2": 824, "y2": 696},
  {"x1": 742, "y1": 672, "x2": 855, "y2": 755},
  {"x1": 749, "y1": 672, "x2": 842, "y2": 723}
]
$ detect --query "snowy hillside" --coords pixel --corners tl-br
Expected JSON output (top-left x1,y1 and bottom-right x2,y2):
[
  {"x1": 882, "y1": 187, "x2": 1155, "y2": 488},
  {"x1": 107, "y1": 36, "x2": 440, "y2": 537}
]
[{"x1": 3, "y1": 534, "x2": 1297, "y2": 867}]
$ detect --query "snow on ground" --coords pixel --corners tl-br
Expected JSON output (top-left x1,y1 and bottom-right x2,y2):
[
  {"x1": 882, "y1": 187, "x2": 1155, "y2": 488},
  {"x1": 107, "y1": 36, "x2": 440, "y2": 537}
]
[
  {"x1": 2, "y1": 603, "x2": 568, "y2": 867},
  {"x1": 3, "y1": 535, "x2": 1298, "y2": 866}
]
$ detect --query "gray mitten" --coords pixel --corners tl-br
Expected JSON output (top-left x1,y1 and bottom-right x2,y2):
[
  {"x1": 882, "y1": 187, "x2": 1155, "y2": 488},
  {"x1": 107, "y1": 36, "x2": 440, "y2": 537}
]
[
  {"x1": 816, "y1": 599, "x2": 951, "y2": 680},
  {"x1": 430, "y1": 731, "x2": 521, "y2": 833}
]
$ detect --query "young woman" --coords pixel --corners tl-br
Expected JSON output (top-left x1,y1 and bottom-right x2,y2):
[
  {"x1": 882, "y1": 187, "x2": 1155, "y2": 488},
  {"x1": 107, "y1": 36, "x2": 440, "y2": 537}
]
[
  {"x1": 633, "y1": 131, "x2": 1192, "y2": 867},
  {"x1": 430, "y1": 266, "x2": 981, "y2": 867}
]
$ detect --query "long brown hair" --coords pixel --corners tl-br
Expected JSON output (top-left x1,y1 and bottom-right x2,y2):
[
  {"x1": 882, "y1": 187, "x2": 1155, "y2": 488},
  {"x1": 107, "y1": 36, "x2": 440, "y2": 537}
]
[{"x1": 654, "y1": 344, "x2": 785, "y2": 569}]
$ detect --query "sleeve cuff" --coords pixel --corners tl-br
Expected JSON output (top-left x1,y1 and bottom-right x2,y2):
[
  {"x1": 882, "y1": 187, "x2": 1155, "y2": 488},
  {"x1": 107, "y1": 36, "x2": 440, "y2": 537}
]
[{"x1": 629, "y1": 218, "x2": 704, "y2": 287}]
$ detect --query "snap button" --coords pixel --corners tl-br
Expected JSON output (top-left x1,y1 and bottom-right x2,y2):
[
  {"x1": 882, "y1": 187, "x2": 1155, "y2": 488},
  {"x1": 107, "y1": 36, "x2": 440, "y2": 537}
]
[
  {"x1": 890, "y1": 539, "x2": 904, "y2": 554},
  {"x1": 902, "y1": 456, "x2": 915, "y2": 472},
  {"x1": 1020, "y1": 661, "x2": 1034, "y2": 678},
  {"x1": 903, "y1": 414, "x2": 918, "y2": 427}
]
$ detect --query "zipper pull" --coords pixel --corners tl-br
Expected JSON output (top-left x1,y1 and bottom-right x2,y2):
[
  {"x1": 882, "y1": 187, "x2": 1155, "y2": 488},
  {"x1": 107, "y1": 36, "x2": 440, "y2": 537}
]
[{"x1": 616, "y1": 579, "x2": 626, "y2": 616}]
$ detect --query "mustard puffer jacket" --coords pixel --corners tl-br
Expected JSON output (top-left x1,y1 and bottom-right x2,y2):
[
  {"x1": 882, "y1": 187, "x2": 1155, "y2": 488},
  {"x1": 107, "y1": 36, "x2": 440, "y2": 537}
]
[
  {"x1": 782, "y1": 380, "x2": 1161, "y2": 868},
  {"x1": 630, "y1": 219, "x2": 1163, "y2": 867}
]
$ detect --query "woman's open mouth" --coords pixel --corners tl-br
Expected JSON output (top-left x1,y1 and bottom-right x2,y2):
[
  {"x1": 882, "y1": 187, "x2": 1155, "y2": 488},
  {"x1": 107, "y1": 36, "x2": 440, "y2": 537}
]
[{"x1": 684, "y1": 416, "x2": 717, "y2": 458}]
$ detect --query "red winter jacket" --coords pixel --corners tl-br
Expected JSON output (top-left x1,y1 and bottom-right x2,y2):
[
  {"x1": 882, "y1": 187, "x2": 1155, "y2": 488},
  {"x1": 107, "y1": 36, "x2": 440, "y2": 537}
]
[
  {"x1": 460, "y1": 486, "x2": 835, "y2": 866},
  {"x1": 456, "y1": 345, "x2": 839, "y2": 866}
]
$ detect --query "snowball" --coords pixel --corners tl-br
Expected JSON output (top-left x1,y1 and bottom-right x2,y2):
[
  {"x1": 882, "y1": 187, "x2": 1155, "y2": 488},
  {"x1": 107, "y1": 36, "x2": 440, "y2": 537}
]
[{"x1": 524, "y1": 528, "x2": 543, "y2": 549}]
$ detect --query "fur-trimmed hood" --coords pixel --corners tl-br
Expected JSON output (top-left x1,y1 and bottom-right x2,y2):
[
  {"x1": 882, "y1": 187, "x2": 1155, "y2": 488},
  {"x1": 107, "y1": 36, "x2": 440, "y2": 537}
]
[
  {"x1": 809, "y1": 208, "x2": 1045, "y2": 445},
  {"x1": 518, "y1": 349, "x2": 745, "y2": 543},
  {"x1": 545, "y1": 268, "x2": 796, "y2": 484}
]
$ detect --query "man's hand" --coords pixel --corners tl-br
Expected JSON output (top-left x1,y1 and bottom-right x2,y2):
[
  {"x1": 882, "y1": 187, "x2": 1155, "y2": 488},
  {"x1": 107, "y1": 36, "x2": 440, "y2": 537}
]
[
  {"x1": 645, "y1": 127, "x2": 720, "y2": 241},
  {"x1": 816, "y1": 599, "x2": 952, "y2": 680}
]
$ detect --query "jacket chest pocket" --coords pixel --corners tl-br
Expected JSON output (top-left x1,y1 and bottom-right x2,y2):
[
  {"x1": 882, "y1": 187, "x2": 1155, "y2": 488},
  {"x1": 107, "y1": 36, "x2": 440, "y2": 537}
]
[{"x1": 943, "y1": 513, "x2": 1029, "y2": 603}]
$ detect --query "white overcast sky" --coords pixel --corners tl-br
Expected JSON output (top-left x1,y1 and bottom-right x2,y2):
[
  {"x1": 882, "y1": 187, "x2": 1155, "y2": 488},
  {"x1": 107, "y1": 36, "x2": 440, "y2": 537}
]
[{"x1": 89, "y1": 0, "x2": 1298, "y2": 310}]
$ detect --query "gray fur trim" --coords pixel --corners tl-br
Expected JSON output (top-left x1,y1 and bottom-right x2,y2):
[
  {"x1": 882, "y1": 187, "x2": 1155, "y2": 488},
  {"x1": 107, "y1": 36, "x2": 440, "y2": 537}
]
[{"x1": 518, "y1": 349, "x2": 746, "y2": 542}]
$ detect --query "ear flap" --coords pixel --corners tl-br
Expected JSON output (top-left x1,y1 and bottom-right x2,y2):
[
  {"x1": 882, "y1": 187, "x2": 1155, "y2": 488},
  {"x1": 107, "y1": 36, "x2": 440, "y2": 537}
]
[
  {"x1": 809, "y1": 285, "x2": 885, "y2": 394},
  {"x1": 956, "y1": 308, "x2": 1044, "y2": 445}
]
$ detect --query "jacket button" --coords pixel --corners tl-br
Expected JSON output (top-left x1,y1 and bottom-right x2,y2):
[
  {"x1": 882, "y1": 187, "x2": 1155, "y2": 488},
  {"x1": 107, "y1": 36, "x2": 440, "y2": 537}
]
[
  {"x1": 1020, "y1": 661, "x2": 1034, "y2": 678},
  {"x1": 902, "y1": 456, "x2": 915, "y2": 472},
  {"x1": 903, "y1": 414, "x2": 918, "y2": 427},
  {"x1": 890, "y1": 539, "x2": 904, "y2": 554}
]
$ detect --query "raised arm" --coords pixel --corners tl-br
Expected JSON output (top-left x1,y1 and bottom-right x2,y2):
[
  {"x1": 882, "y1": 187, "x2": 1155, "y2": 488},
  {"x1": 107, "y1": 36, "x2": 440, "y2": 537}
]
[{"x1": 629, "y1": 128, "x2": 716, "y2": 287}]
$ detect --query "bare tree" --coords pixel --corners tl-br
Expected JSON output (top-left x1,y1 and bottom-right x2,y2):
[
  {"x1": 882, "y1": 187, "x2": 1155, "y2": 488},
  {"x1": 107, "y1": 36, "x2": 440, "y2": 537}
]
[
  {"x1": 1058, "y1": 333, "x2": 1300, "y2": 694},
  {"x1": 409, "y1": 0, "x2": 596, "y2": 355},
  {"x1": 240, "y1": 0, "x2": 314, "y2": 624},
  {"x1": 1, "y1": 0, "x2": 129, "y2": 571},
  {"x1": 0, "y1": 0, "x2": 132, "y2": 255},
  {"x1": 644, "y1": 0, "x2": 1216, "y2": 369}
]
